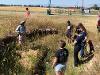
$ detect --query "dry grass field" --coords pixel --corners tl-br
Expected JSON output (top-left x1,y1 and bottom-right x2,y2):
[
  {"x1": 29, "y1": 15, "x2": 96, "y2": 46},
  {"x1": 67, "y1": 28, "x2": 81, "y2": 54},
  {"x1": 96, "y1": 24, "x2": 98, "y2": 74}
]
[
  {"x1": 0, "y1": 6, "x2": 98, "y2": 15},
  {"x1": 0, "y1": 8, "x2": 100, "y2": 75},
  {"x1": 0, "y1": 6, "x2": 48, "y2": 12}
]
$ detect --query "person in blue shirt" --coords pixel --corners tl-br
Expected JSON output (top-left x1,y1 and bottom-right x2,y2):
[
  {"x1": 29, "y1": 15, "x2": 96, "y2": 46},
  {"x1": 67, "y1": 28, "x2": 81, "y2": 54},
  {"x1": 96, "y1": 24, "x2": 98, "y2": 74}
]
[
  {"x1": 73, "y1": 23, "x2": 87, "y2": 67},
  {"x1": 78, "y1": 23, "x2": 87, "y2": 58},
  {"x1": 16, "y1": 21, "x2": 26, "y2": 45},
  {"x1": 74, "y1": 32, "x2": 83, "y2": 67}
]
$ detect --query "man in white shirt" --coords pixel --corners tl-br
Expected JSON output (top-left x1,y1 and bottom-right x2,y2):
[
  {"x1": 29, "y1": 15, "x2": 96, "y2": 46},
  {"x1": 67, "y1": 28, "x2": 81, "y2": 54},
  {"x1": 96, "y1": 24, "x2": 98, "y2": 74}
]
[{"x1": 16, "y1": 21, "x2": 26, "y2": 45}]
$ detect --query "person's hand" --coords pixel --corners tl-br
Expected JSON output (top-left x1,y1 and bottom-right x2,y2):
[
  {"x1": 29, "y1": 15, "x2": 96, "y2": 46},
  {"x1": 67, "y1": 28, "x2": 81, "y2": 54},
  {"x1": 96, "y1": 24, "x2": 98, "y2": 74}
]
[{"x1": 52, "y1": 64, "x2": 55, "y2": 69}]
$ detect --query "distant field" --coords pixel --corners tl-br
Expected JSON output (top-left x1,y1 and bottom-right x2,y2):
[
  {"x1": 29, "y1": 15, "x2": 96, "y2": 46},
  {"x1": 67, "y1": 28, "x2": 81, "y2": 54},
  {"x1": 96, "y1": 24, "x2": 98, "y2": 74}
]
[
  {"x1": 0, "y1": 6, "x2": 99, "y2": 15},
  {"x1": 0, "y1": 6, "x2": 48, "y2": 12}
]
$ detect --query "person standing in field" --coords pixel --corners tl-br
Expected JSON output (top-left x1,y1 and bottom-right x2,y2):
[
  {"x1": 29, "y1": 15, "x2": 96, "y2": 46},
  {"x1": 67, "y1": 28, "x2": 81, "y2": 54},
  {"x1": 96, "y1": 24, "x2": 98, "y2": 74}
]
[
  {"x1": 24, "y1": 8, "x2": 31, "y2": 20},
  {"x1": 15, "y1": 21, "x2": 26, "y2": 45},
  {"x1": 52, "y1": 40, "x2": 69, "y2": 75},
  {"x1": 97, "y1": 11, "x2": 100, "y2": 32},
  {"x1": 66, "y1": 20, "x2": 73, "y2": 44},
  {"x1": 97, "y1": 18, "x2": 100, "y2": 32},
  {"x1": 78, "y1": 23, "x2": 87, "y2": 58},
  {"x1": 73, "y1": 31, "x2": 83, "y2": 67}
]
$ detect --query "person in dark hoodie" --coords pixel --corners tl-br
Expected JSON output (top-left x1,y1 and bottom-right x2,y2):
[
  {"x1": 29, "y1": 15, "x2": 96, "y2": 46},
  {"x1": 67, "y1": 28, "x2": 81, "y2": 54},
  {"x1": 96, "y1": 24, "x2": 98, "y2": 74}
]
[{"x1": 53, "y1": 40, "x2": 69, "y2": 75}]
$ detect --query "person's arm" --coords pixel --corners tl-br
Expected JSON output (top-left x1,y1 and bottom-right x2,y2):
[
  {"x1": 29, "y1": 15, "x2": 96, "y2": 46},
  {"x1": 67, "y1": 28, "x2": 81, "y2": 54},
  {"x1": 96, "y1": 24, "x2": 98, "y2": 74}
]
[
  {"x1": 73, "y1": 40, "x2": 77, "y2": 45},
  {"x1": 83, "y1": 32, "x2": 87, "y2": 42},
  {"x1": 73, "y1": 35, "x2": 80, "y2": 46},
  {"x1": 84, "y1": 36, "x2": 87, "y2": 42},
  {"x1": 15, "y1": 25, "x2": 20, "y2": 33},
  {"x1": 52, "y1": 57, "x2": 58, "y2": 68}
]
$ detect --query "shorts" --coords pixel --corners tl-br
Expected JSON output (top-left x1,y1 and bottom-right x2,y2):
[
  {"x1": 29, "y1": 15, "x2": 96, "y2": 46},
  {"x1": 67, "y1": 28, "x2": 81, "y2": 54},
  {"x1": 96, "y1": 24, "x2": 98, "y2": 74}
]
[{"x1": 55, "y1": 64, "x2": 66, "y2": 72}]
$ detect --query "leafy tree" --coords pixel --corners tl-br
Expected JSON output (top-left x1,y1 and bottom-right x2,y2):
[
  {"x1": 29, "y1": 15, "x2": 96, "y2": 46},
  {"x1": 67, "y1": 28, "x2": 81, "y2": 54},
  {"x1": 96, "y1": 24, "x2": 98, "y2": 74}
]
[{"x1": 92, "y1": 4, "x2": 99, "y2": 10}]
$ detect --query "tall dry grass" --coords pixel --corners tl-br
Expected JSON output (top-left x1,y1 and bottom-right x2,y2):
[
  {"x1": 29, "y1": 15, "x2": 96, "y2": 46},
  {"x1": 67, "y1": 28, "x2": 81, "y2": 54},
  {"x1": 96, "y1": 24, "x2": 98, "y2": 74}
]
[
  {"x1": 0, "y1": 6, "x2": 48, "y2": 12},
  {"x1": 0, "y1": 13, "x2": 100, "y2": 75}
]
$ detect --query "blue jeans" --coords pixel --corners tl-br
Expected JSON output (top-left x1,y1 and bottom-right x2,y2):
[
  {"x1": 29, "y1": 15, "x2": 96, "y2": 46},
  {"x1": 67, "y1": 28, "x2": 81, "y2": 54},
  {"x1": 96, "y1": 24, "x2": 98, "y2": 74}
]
[
  {"x1": 80, "y1": 43, "x2": 85, "y2": 57},
  {"x1": 74, "y1": 45, "x2": 81, "y2": 66}
]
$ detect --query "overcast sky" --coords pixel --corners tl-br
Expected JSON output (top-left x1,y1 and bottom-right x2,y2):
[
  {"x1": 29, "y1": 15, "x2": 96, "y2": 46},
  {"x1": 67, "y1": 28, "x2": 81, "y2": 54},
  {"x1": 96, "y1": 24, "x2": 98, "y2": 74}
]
[{"x1": 0, "y1": 0, "x2": 100, "y2": 7}]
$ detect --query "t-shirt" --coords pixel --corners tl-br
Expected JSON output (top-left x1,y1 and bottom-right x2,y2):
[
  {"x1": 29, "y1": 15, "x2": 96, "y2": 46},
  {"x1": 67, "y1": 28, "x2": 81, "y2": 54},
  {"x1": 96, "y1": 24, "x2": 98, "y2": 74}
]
[
  {"x1": 24, "y1": 11, "x2": 30, "y2": 18},
  {"x1": 80, "y1": 31, "x2": 87, "y2": 40},
  {"x1": 16, "y1": 25, "x2": 26, "y2": 34},
  {"x1": 67, "y1": 26, "x2": 71, "y2": 30},
  {"x1": 55, "y1": 48, "x2": 69, "y2": 64},
  {"x1": 75, "y1": 34, "x2": 83, "y2": 45}
]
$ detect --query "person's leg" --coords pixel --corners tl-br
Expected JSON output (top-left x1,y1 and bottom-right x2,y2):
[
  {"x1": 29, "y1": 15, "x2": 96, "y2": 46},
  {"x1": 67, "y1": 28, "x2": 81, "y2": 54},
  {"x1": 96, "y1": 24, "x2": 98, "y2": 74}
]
[
  {"x1": 74, "y1": 46, "x2": 79, "y2": 67},
  {"x1": 56, "y1": 71, "x2": 63, "y2": 75},
  {"x1": 19, "y1": 35, "x2": 22, "y2": 45},
  {"x1": 69, "y1": 38, "x2": 72, "y2": 44},
  {"x1": 22, "y1": 34, "x2": 26, "y2": 44},
  {"x1": 89, "y1": 46, "x2": 94, "y2": 54},
  {"x1": 74, "y1": 45, "x2": 81, "y2": 66},
  {"x1": 80, "y1": 46, "x2": 84, "y2": 57},
  {"x1": 89, "y1": 46, "x2": 92, "y2": 54}
]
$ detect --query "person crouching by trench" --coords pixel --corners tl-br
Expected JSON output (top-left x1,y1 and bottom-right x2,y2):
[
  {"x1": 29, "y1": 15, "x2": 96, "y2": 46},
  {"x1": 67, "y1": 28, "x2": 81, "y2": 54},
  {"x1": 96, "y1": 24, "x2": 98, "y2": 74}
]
[{"x1": 15, "y1": 21, "x2": 26, "y2": 46}]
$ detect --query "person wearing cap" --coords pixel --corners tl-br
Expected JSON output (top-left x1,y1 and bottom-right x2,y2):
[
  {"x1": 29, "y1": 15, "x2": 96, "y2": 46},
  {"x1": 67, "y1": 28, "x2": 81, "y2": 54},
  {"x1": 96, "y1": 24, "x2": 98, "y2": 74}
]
[
  {"x1": 52, "y1": 40, "x2": 69, "y2": 75},
  {"x1": 15, "y1": 21, "x2": 26, "y2": 45}
]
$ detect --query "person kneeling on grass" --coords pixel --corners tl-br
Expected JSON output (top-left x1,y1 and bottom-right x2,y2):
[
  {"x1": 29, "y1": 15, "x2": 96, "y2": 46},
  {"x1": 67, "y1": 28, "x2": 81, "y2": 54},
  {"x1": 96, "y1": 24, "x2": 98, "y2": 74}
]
[
  {"x1": 52, "y1": 40, "x2": 69, "y2": 75},
  {"x1": 15, "y1": 21, "x2": 26, "y2": 45},
  {"x1": 88, "y1": 40, "x2": 95, "y2": 54}
]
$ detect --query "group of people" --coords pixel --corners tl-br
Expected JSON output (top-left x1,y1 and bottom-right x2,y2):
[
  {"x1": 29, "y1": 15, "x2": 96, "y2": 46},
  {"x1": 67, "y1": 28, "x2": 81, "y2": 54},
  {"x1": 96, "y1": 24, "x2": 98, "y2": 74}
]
[
  {"x1": 67, "y1": 20, "x2": 95, "y2": 56},
  {"x1": 15, "y1": 8, "x2": 97, "y2": 75},
  {"x1": 15, "y1": 8, "x2": 31, "y2": 46},
  {"x1": 52, "y1": 21, "x2": 95, "y2": 75}
]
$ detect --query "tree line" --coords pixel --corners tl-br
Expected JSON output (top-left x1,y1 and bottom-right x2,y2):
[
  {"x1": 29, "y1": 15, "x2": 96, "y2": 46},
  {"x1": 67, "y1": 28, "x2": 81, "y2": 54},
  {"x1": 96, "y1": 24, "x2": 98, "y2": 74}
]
[{"x1": 0, "y1": 4, "x2": 100, "y2": 10}]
